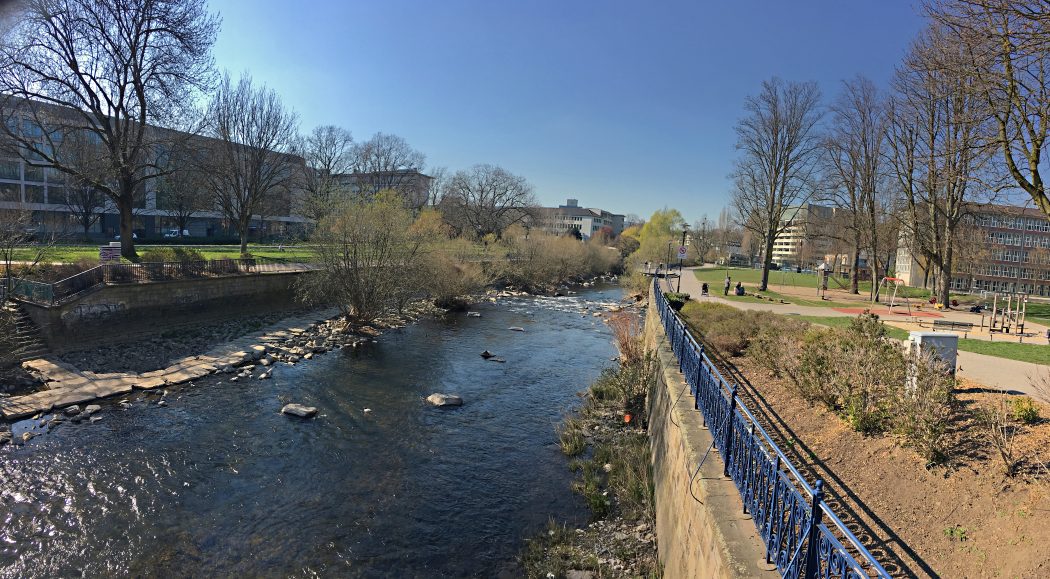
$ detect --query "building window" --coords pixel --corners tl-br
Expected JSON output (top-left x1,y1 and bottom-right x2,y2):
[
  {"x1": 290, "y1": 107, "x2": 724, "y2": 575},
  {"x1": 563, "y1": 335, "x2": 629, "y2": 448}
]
[
  {"x1": 0, "y1": 182, "x2": 19, "y2": 202},
  {"x1": 0, "y1": 159, "x2": 19, "y2": 180},
  {"x1": 24, "y1": 184, "x2": 44, "y2": 203}
]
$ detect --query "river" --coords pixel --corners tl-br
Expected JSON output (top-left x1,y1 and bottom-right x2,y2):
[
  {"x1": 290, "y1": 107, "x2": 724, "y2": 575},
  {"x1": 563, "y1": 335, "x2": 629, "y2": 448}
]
[{"x1": 0, "y1": 284, "x2": 623, "y2": 577}]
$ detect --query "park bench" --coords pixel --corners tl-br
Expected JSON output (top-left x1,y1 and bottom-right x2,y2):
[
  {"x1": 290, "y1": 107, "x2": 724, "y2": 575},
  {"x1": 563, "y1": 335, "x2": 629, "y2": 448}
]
[{"x1": 932, "y1": 319, "x2": 974, "y2": 337}]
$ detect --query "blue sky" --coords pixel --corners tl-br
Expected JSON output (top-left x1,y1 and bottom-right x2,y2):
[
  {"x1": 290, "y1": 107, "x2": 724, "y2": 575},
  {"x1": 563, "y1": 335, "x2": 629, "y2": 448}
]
[{"x1": 210, "y1": 0, "x2": 926, "y2": 222}]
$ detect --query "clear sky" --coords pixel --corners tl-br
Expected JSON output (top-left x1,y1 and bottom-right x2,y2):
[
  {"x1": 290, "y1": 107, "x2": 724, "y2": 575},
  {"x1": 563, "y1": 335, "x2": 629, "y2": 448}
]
[{"x1": 209, "y1": 0, "x2": 927, "y2": 223}]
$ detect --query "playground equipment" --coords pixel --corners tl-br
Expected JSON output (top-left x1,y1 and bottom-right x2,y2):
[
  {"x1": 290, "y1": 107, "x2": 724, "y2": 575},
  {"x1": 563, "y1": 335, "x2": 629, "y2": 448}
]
[
  {"x1": 876, "y1": 277, "x2": 913, "y2": 315},
  {"x1": 989, "y1": 292, "x2": 1028, "y2": 334}
]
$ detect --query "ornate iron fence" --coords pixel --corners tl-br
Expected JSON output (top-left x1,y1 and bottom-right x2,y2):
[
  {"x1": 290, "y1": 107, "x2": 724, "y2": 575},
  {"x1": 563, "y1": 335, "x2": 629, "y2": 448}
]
[{"x1": 652, "y1": 278, "x2": 891, "y2": 579}]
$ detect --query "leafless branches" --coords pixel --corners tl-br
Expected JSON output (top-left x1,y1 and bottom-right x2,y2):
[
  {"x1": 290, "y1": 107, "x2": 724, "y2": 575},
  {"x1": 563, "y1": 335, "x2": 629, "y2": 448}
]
[
  {"x1": 202, "y1": 72, "x2": 300, "y2": 256},
  {"x1": 927, "y1": 0, "x2": 1050, "y2": 218},
  {"x1": 731, "y1": 78, "x2": 823, "y2": 290},
  {"x1": 439, "y1": 164, "x2": 537, "y2": 239},
  {"x1": 299, "y1": 125, "x2": 354, "y2": 223},
  {"x1": 0, "y1": 0, "x2": 218, "y2": 259}
]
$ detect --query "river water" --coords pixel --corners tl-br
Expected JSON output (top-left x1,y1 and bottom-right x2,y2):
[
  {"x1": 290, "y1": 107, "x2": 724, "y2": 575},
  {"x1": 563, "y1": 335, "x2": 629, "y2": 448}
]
[{"x1": 0, "y1": 285, "x2": 623, "y2": 577}]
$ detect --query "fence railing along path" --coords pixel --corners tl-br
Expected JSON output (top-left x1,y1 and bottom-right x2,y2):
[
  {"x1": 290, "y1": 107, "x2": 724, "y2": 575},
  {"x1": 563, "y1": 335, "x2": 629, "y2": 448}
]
[
  {"x1": 6, "y1": 257, "x2": 314, "y2": 306},
  {"x1": 653, "y1": 278, "x2": 891, "y2": 579}
]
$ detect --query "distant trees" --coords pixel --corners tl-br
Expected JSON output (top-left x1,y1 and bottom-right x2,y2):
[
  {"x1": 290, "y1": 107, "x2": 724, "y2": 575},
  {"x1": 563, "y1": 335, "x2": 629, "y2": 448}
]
[
  {"x1": 731, "y1": 78, "x2": 824, "y2": 291},
  {"x1": 350, "y1": 132, "x2": 428, "y2": 208},
  {"x1": 0, "y1": 0, "x2": 219, "y2": 260},
  {"x1": 203, "y1": 73, "x2": 301, "y2": 256},
  {"x1": 155, "y1": 143, "x2": 211, "y2": 238},
  {"x1": 299, "y1": 125, "x2": 354, "y2": 223},
  {"x1": 439, "y1": 164, "x2": 537, "y2": 239}
]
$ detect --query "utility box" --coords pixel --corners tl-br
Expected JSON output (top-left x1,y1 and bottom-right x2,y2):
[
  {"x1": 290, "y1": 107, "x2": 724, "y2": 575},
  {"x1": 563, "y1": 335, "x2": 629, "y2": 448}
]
[{"x1": 908, "y1": 331, "x2": 959, "y2": 375}]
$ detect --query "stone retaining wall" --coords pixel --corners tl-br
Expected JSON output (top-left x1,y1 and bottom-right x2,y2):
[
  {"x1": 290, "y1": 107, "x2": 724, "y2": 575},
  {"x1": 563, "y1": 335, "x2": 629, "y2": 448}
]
[
  {"x1": 644, "y1": 295, "x2": 777, "y2": 579},
  {"x1": 20, "y1": 271, "x2": 309, "y2": 350}
]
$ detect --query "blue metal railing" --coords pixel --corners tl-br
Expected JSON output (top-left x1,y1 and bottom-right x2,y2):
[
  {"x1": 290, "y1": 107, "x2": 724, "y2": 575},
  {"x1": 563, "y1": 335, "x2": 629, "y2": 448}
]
[{"x1": 653, "y1": 279, "x2": 890, "y2": 579}]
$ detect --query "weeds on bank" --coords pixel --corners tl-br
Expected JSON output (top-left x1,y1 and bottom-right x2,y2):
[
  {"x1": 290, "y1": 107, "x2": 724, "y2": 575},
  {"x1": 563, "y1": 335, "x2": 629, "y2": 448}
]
[{"x1": 521, "y1": 324, "x2": 660, "y2": 578}]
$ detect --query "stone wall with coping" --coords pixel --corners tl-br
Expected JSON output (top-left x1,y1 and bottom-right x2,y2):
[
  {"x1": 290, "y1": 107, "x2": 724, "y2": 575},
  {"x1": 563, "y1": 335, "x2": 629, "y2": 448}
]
[
  {"x1": 20, "y1": 271, "x2": 310, "y2": 349},
  {"x1": 644, "y1": 291, "x2": 777, "y2": 578}
]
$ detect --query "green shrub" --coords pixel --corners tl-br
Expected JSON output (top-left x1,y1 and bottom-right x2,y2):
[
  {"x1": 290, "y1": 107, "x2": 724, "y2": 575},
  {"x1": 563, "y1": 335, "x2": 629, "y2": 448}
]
[
  {"x1": 892, "y1": 351, "x2": 956, "y2": 463},
  {"x1": 748, "y1": 314, "x2": 809, "y2": 378},
  {"x1": 1011, "y1": 397, "x2": 1040, "y2": 425},
  {"x1": 785, "y1": 328, "x2": 840, "y2": 406}
]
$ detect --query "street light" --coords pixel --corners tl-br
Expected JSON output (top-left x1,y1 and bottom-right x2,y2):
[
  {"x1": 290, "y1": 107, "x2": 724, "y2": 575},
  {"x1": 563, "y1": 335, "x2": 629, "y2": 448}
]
[{"x1": 677, "y1": 227, "x2": 689, "y2": 292}]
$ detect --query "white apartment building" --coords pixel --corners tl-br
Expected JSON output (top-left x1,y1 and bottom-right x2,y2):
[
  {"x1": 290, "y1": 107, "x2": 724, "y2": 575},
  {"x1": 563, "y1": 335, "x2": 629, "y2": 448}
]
[{"x1": 534, "y1": 199, "x2": 625, "y2": 240}]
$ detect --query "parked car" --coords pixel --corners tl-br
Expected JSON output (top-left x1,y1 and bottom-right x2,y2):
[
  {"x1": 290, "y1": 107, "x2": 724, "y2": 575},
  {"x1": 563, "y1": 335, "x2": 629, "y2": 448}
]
[{"x1": 163, "y1": 229, "x2": 191, "y2": 238}]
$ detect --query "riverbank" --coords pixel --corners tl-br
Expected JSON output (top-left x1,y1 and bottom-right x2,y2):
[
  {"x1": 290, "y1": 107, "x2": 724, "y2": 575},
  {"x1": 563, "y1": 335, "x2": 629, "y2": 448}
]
[
  {"x1": 0, "y1": 283, "x2": 625, "y2": 576},
  {"x1": 520, "y1": 313, "x2": 659, "y2": 578}
]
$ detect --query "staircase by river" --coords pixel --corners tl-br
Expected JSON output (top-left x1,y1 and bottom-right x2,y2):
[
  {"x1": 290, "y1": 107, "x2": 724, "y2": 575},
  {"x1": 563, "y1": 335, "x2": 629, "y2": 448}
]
[{"x1": 2, "y1": 302, "x2": 49, "y2": 362}]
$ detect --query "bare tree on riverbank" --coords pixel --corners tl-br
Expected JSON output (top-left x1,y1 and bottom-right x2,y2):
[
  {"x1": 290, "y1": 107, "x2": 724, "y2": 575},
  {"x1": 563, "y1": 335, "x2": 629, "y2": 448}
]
[
  {"x1": 0, "y1": 0, "x2": 219, "y2": 260},
  {"x1": 203, "y1": 73, "x2": 301, "y2": 257},
  {"x1": 731, "y1": 78, "x2": 824, "y2": 291},
  {"x1": 439, "y1": 164, "x2": 537, "y2": 240}
]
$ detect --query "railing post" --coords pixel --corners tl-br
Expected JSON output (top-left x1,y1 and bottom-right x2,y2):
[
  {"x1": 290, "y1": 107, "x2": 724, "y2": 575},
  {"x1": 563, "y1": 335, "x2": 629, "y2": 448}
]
[
  {"x1": 765, "y1": 455, "x2": 781, "y2": 564},
  {"x1": 722, "y1": 385, "x2": 738, "y2": 477},
  {"x1": 803, "y1": 480, "x2": 825, "y2": 579}
]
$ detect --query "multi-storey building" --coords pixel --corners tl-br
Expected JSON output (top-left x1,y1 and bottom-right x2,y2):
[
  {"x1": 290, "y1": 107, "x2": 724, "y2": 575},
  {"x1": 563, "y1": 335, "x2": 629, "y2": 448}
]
[
  {"x1": 895, "y1": 204, "x2": 1050, "y2": 296},
  {"x1": 533, "y1": 198, "x2": 625, "y2": 240},
  {"x1": 770, "y1": 203, "x2": 834, "y2": 268},
  {"x1": 0, "y1": 101, "x2": 311, "y2": 239}
]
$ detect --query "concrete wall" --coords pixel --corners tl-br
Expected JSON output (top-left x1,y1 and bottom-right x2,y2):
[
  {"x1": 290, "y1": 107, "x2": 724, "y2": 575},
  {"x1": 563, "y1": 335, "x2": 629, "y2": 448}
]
[
  {"x1": 21, "y1": 271, "x2": 309, "y2": 349},
  {"x1": 644, "y1": 298, "x2": 777, "y2": 579}
]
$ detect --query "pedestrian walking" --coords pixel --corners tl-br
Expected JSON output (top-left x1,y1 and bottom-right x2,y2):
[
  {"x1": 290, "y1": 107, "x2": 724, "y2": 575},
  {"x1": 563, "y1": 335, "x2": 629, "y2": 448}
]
[{"x1": 723, "y1": 275, "x2": 731, "y2": 296}]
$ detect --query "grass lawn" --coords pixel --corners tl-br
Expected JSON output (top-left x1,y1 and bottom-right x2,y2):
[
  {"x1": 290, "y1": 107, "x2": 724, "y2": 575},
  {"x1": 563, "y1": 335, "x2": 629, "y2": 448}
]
[
  {"x1": 793, "y1": 315, "x2": 911, "y2": 340},
  {"x1": 693, "y1": 266, "x2": 940, "y2": 300},
  {"x1": 11, "y1": 244, "x2": 318, "y2": 263},
  {"x1": 956, "y1": 337, "x2": 1050, "y2": 365},
  {"x1": 793, "y1": 314, "x2": 1050, "y2": 364}
]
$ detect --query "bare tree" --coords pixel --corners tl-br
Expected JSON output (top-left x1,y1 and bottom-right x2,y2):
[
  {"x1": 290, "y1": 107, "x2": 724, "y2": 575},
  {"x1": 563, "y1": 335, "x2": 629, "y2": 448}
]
[
  {"x1": 823, "y1": 77, "x2": 888, "y2": 295},
  {"x1": 203, "y1": 73, "x2": 301, "y2": 256},
  {"x1": 155, "y1": 142, "x2": 211, "y2": 237},
  {"x1": 348, "y1": 132, "x2": 428, "y2": 208},
  {"x1": 440, "y1": 164, "x2": 537, "y2": 239},
  {"x1": 928, "y1": 0, "x2": 1050, "y2": 218},
  {"x1": 0, "y1": 0, "x2": 219, "y2": 260},
  {"x1": 888, "y1": 24, "x2": 995, "y2": 306},
  {"x1": 299, "y1": 125, "x2": 354, "y2": 223},
  {"x1": 731, "y1": 78, "x2": 824, "y2": 290}
]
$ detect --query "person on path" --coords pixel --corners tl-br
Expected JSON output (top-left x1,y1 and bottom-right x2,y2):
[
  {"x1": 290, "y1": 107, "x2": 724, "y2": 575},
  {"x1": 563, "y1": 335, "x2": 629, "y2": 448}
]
[
  {"x1": 701, "y1": 282, "x2": 709, "y2": 296},
  {"x1": 723, "y1": 275, "x2": 731, "y2": 296}
]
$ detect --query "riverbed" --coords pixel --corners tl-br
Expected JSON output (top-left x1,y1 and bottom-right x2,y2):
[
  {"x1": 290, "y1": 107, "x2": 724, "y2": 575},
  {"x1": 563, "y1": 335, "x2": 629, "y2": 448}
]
[{"x1": 0, "y1": 285, "x2": 623, "y2": 577}]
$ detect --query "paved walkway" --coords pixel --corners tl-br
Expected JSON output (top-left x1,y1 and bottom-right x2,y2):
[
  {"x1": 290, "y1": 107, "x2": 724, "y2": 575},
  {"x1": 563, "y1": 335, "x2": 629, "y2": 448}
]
[
  {"x1": 672, "y1": 267, "x2": 1050, "y2": 401},
  {"x1": 0, "y1": 308, "x2": 340, "y2": 420}
]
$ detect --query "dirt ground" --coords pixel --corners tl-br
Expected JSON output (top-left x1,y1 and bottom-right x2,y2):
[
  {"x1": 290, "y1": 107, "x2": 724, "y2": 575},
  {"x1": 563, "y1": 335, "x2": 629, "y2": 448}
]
[{"x1": 712, "y1": 353, "x2": 1050, "y2": 579}]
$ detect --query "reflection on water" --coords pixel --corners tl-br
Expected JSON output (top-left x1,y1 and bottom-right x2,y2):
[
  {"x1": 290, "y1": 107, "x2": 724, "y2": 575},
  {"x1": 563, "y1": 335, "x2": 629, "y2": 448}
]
[{"x1": 0, "y1": 285, "x2": 623, "y2": 577}]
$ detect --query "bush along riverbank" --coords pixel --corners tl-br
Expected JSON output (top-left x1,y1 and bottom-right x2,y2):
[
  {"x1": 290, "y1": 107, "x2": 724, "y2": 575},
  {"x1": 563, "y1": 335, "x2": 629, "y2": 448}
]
[{"x1": 520, "y1": 314, "x2": 660, "y2": 579}]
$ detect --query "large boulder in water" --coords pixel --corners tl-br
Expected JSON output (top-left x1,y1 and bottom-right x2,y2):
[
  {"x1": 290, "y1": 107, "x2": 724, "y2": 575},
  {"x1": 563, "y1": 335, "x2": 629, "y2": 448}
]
[
  {"x1": 281, "y1": 403, "x2": 318, "y2": 418},
  {"x1": 426, "y1": 393, "x2": 463, "y2": 407}
]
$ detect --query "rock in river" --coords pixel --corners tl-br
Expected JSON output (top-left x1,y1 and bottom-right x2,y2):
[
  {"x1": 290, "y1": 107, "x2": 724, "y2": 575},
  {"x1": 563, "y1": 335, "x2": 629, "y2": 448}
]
[
  {"x1": 84, "y1": 404, "x2": 101, "y2": 415},
  {"x1": 508, "y1": 327, "x2": 525, "y2": 332},
  {"x1": 64, "y1": 405, "x2": 81, "y2": 416},
  {"x1": 426, "y1": 393, "x2": 463, "y2": 407},
  {"x1": 281, "y1": 403, "x2": 318, "y2": 418},
  {"x1": 480, "y1": 350, "x2": 496, "y2": 359}
]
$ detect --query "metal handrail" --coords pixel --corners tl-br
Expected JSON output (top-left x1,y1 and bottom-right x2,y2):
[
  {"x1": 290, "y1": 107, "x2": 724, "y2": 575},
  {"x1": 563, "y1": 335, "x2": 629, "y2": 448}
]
[{"x1": 652, "y1": 278, "x2": 891, "y2": 579}]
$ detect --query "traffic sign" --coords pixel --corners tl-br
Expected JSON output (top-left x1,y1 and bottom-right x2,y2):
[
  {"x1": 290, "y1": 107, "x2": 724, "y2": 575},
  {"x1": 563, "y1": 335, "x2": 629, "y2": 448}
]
[{"x1": 677, "y1": 246, "x2": 688, "y2": 260}]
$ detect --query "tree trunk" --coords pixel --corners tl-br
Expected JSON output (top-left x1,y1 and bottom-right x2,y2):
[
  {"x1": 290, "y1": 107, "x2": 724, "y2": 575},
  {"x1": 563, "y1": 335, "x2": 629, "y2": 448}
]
[
  {"x1": 118, "y1": 201, "x2": 136, "y2": 261},
  {"x1": 760, "y1": 234, "x2": 775, "y2": 291},
  {"x1": 850, "y1": 233, "x2": 861, "y2": 294},
  {"x1": 939, "y1": 242, "x2": 954, "y2": 307}
]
